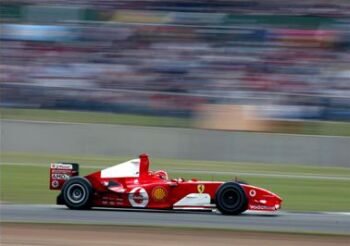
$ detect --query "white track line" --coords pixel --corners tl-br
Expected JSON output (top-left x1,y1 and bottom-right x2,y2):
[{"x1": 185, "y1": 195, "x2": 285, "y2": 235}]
[
  {"x1": 1, "y1": 204, "x2": 349, "y2": 216},
  {"x1": 1, "y1": 162, "x2": 349, "y2": 181}
]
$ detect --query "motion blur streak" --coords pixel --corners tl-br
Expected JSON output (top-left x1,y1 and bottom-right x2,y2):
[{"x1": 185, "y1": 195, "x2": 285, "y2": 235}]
[
  {"x1": 1, "y1": 1, "x2": 350, "y2": 245},
  {"x1": 1, "y1": 0, "x2": 350, "y2": 133}
]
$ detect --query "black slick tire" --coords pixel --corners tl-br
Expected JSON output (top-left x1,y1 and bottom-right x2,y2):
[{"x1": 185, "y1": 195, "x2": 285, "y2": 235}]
[
  {"x1": 215, "y1": 182, "x2": 248, "y2": 215},
  {"x1": 61, "y1": 176, "x2": 93, "y2": 210}
]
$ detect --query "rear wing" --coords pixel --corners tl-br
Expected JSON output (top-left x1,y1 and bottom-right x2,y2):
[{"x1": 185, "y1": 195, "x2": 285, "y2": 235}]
[{"x1": 50, "y1": 163, "x2": 79, "y2": 190}]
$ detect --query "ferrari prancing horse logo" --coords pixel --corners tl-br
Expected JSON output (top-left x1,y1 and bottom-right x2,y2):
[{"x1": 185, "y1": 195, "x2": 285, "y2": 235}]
[{"x1": 197, "y1": 184, "x2": 205, "y2": 193}]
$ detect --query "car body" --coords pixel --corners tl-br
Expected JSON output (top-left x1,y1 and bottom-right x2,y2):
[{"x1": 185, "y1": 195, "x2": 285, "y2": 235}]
[{"x1": 50, "y1": 154, "x2": 282, "y2": 215}]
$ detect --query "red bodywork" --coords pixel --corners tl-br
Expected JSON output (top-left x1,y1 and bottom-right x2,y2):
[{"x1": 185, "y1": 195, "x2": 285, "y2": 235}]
[{"x1": 50, "y1": 154, "x2": 282, "y2": 212}]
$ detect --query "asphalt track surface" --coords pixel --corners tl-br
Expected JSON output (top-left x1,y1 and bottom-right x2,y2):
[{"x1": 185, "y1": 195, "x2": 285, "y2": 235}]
[{"x1": 1, "y1": 204, "x2": 350, "y2": 235}]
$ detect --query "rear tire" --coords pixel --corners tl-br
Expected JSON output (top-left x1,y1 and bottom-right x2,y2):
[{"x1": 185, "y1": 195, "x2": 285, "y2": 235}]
[
  {"x1": 215, "y1": 182, "x2": 248, "y2": 215},
  {"x1": 62, "y1": 177, "x2": 93, "y2": 209}
]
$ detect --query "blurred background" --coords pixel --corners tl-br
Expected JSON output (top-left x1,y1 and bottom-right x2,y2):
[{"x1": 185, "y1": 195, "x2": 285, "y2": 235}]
[
  {"x1": 1, "y1": 0, "x2": 350, "y2": 214},
  {"x1": 1, "y1": 0, "x2": 350, "y2": 133}
]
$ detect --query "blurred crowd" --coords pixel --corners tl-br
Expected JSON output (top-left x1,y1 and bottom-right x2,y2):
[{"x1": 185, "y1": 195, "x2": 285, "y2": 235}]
[{"x1": 1, "y1": 0, "x2": 350, "y2": 120}]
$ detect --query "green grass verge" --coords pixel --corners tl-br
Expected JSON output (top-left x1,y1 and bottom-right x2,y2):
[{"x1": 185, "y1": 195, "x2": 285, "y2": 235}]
[
  {"x1": 2, "y1": 152, "x2": 350, "y2": 177},
  {"x1": 1, "y1": 108, "x2": 350, "y2": 136},
  {"x1": 1, "y1": 152, "x2": 349, "y2": 211},
  {"x1": 302, "y1": 121, "x2": 350, "y2": 137},
  {"x1": 0, "y1": 108, "x2": 191, "y2": 128}
]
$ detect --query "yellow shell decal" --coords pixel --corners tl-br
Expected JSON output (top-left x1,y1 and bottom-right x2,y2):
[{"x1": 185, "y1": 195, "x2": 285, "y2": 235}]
[
  {"x1": 197, "y1": 184, "x2": 205, "y2": 193},
  {"x1": 151, "y1": 186, "x2": 167, "y2": 201}
]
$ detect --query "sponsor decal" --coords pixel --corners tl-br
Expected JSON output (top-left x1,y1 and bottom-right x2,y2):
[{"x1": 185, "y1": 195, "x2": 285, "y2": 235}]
[
  {"x1": 250, "y1": 205, "x2": 275, "y2": 210},
  {"x1": 249, "y1": 189, "x2": 256, "y2": 197},
  {"x1": 51, "y1": 180, "x2": 59, "y2": 188},
  {"x1": 259, "y1": 199, "x2": 267, "y2": 204},
  {"x1": 51, "y1": 163, "x2": 73, "y2": 170},
  {"x1": 151, "y1": 186, "x2": 167, "y2": 201},
  {"x1": 128, "y1": 187, "x2": 149, "y2": 207},
  {"x1": 197, "y1": 184, "x2": 205, "y2": 193},
  {"x1": 51, "y1": 169, "x2": 72, "y2": 174},
  {"x1": 51, "y1": 173, "x2": 70, "y2": 180}
]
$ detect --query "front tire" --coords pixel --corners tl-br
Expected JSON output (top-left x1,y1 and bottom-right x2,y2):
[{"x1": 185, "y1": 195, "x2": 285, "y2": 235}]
[
  {"x1": 62, "y1": 177, "x2": 93, "y2": 209},
  {"x1": 215, "y1": 182, "x2": 248, "y2": 215}
]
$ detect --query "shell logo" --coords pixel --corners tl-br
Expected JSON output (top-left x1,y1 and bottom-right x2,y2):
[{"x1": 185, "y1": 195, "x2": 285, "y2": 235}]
[{"x1": 151, "y1": 186, "x2": 167, "y2": 201}]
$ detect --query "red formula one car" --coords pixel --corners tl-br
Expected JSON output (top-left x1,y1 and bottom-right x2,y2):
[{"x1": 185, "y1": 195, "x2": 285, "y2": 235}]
[{"x1": 50, "y1": 154, "x2": 282, "y2": 215}]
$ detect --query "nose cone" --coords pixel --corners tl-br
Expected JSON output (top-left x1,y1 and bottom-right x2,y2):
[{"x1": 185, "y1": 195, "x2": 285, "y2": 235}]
[
  {"x1": 243, "y1": 184, "x2": 283, "y2": 211},
  {"x1": 271, "y1": 192, "x2": 282, "y2": 202},
  {"x1": 264, "y1": 189, "x2": 283, "y2": 209},
  {"x1": 272, "y1": 193, "x2": 283, "y2": 210}
]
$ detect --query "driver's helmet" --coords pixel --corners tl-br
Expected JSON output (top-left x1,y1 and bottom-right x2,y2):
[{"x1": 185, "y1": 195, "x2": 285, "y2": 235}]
[{"x1": 154, "y1": 170, "x2": 168, "y2": 180}]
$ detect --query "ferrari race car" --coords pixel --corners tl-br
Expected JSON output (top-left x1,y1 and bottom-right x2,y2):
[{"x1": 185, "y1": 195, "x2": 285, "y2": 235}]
[{"x1": 50, "y1": 154, "x2": 282, "y2": 215}]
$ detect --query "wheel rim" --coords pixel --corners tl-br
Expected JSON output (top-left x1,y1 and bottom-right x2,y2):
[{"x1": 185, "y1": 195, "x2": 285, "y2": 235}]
[
  {"x1": 221, "y1": 189, "x2": 240, "y2": 209},
  {"x1": 66, "y1": 184, "x2": 86, "y2": 204}
]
